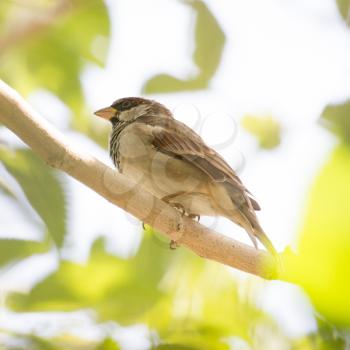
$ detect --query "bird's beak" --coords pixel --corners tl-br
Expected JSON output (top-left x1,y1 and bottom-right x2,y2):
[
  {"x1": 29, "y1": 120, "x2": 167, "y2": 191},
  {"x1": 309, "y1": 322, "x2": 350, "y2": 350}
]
[{"x1": 94, "y1": 106, "x2": 117, "y2": 120}]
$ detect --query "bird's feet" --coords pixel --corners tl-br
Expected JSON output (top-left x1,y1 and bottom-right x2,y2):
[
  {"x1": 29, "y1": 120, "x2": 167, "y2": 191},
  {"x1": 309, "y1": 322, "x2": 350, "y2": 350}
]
[
  {"x1": 168, "y1": 204, "x2": 200, "y2": 222},
  {"x1": 161, "y1": 197, "x2": 186, "y2": 249},
  {"x1": 172, "y1": 203, "x2": 186, "y2": 216},
  {"x1": 169, "y1": 239, "x2": 180, "y2": 250},
  {"x1": 188, "y1": 213, "x2": 200, "y2": 222},
  {"x1": 161, "y1": 193, "x2": 189, "y2": 216}
]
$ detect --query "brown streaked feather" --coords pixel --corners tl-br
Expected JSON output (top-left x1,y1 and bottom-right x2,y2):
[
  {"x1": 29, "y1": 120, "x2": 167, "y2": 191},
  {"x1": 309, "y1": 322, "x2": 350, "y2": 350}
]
[
  {"x1": 249, "y1": 196, "x2": 261, "y2": 211},
  {"x1": 136, "y1": 115, "x2": 260, "y2": 212}
]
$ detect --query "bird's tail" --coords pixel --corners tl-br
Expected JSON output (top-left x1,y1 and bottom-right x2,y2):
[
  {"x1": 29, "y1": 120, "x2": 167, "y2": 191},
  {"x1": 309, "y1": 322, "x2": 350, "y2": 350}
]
[
  {"x1": 235, "y1": 206, "x2": 278, "y2": 256},
  {"x1": 223, "y1": 182, "x2": 277, "y2": 256},
  {"x1": 254, "y1": 227, "x2": 278, "y2": 257}
]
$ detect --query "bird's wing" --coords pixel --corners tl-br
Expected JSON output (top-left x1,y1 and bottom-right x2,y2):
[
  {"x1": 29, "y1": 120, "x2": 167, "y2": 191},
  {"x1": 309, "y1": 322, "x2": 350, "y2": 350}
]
[{"x1": 136, "y1": 115, "x2": 260, "y2": 211}]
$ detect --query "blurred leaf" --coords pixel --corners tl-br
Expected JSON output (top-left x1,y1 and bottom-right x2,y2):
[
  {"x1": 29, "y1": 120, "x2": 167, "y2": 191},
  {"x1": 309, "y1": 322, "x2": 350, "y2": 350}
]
[
  {"x1": 0, "y1": 333, "x2": 60, "y2": 350},
  {"x1": 292, "y1": 321, "x2": 349, "y2": 350},
  {"x1": 285, "y1": 144, "x2": 350, "y2": 326},
  {"x1": 25, "y1": 336, "x2": 58, "y2": 350},
  {"x1": 152, "y1": 345, "x2": 197, "y2": 350},
  {"x1": 143, "y1": 0, "x2": 225, "y2": 93},
  {"x1": 143, "y1": 75, "x2": 208, "y2": 94},
  {"x1": 0, "y1": 238, "x2": 49, "y2": 266},
  {"x1": 143, "y1": 252, "x2": 270, "y2": 349},
  {"x1": 0, "y1": 0, "x2": 110, "y2": 136},
  {"x1": 190, "y1": 0, "x2": 225, "y2": 80},
  {"x1": 0, "y1": 0, "x2": 11, "y2": 23},
  {"x1": 321, "y1": 99, "x2": 350, "y2": 142},
  {"x1": 7, "y1": 230, "x2": 274, "y2": 348},
  {"x1": 0, "y1": 148, "x2": 67, "y2": 247},
  {"x1": 336, "y1": 0, "x2": 350, "y2": 25},
  {"x1": 0, "y1": 176, "x2": 17, "y2": 198},
  {"x1": 8, "y1": 233, "x2": 173, "y2": 324},
  {"x1": 313, "y1": 317, "x2": 347, "y2": 350},
  {"x1": 156, "y1": 335, "x2": 230, "y2": 350},
  {"x1": 241, "y1": 115, "x2": 281, "y2": 149},
  {"x1": 96, "y1": 338, "x2": 121, "y2": 350},
  {"x1": 0, "y1": 332, "x2": 120, "y2": 350},
  {"x1": 151, "y1": 344, "x2": 197, "y2": 350}
]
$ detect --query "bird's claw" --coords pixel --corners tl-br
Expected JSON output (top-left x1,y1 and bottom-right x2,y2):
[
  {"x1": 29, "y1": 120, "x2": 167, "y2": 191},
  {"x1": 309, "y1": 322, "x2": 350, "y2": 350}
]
[
  {"x1": 188, "y1": 213, "x2": 200, "y2": 222},
  {"x1": 173, "y1": 203, "x2": 186, "y2": 216},
  {"x1": 170, "y1": 239, "x2": 180, "y2": 250}
]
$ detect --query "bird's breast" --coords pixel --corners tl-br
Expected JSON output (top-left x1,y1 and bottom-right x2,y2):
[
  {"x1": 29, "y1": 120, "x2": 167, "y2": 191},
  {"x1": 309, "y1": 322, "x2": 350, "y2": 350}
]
[
  {"x1": 115, "y1": 123, "x2": 207, "y2": 197},
  {"x1": 114, "y1": 122, "x2": 229, "y2": 217}
]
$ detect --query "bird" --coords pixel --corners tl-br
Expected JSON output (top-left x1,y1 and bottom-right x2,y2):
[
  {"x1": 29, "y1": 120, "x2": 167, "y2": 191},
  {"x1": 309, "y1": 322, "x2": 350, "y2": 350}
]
[{"x1": 94, "y1": 97, "x2": 277, "y2": 256}]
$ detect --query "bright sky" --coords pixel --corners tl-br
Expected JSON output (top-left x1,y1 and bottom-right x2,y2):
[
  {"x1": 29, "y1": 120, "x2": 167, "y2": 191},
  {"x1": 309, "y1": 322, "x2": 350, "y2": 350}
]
[{"x1": 1, "y1": 0, "x2": 350, "y2": 346}]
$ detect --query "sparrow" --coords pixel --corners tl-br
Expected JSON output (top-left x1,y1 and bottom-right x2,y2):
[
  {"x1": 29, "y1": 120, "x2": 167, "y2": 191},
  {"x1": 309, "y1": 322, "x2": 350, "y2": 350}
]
[{"x1": 95, "y1": 97, "x2": 277, "y2": 256}]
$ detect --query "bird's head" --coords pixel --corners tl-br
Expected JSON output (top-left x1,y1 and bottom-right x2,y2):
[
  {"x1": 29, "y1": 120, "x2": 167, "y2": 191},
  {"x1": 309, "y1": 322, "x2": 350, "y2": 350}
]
[{"x1": 94, "y1": 97, "x2": 171, "y2": 124}]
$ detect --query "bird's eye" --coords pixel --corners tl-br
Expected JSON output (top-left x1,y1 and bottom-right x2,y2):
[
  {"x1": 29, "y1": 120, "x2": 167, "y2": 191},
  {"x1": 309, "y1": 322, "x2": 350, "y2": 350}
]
[
  {"x1": 113, "y1": 98, "x2": 139, "y2": 111},
  {"x1": 121, "y1": 101, "x2": 132, "y2": 109}
]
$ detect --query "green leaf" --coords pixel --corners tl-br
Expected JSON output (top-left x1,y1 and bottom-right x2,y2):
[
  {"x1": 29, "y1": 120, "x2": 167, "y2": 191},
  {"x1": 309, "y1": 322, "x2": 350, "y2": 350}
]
[
  {"x1": 241, "y1": 115, "x2": 281, "y2": 149},
  {"x1": 7, "y1": 231, "x2": 275, "y2": 350},
  {"x1": 0, "y1": 238, "x2": 49, "y2": 266},
  {"x1": 155, "y1": 334, "x2": 230, "y2": 350},
  {"x1": 0, "y1": 148, "x2": 67, "y2": 247},
  {"x1": 152, "y1": 345, "x2": 201, "y2": 350},
  {"x1": 336, "y1": 0, "x2": 350, "y2": 25},
  {"x1": 0, "y1": 333, "x2": 59, "y2": 350},
  {"x1": 8, "y1": 231, "x2": 273, "y2": 347},
  {"x1": 7, "y1": 228, "x2": 275, "y2": 347},
  {"x1": 0, "y1": 0, "x2": 11, "y2": 25},
  {"x1": 143, "y1": 0, "x2": 225, "y2": 93},
  {"x1": 96, "y1": 338, "x2": 121, "y2": 350},
  {"x1": 191, "y1": 0, "x2": 225, "y2": 80},
  {"x1": 285, "y1": 144, "x2": 350, "y2": 326},
  {"x1": 313, "y1": 317, "x2": 347, "y2": 350},
  {"x1": 144, "y1": 252, "x2": 268, "y2": 349},
  {"x1": 0, "y1": 332, "x2": 120, "y2": 350},
  {"x1": 321, "y1": 99, "x2": 350, "y2": 142},
  {"x1": 8, "y1": 232, "x2": 173, "y2": 324},
  {"x1": 0, "y1": 0, "x2": 110, "y2": 136},
  {"x1": 143, "y1": 75, "x2": 208, "y2": 94},
  {"x1": 0, "y1": 176, "x2": 17, "y2": 198}
]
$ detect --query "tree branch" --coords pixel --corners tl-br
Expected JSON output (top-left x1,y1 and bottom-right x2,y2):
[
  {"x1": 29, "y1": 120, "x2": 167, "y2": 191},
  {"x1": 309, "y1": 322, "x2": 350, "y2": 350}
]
[{"x1": 0, "y1": 80, "x2": 278, "y2": 279}]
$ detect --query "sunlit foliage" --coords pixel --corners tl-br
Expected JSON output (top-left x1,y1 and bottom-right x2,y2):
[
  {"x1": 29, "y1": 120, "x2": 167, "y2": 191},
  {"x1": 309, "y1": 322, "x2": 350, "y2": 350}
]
[{"x1": 0, "y1": 0, "x2": 350, "y2": 349}]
